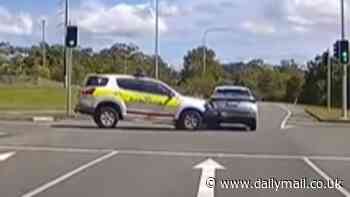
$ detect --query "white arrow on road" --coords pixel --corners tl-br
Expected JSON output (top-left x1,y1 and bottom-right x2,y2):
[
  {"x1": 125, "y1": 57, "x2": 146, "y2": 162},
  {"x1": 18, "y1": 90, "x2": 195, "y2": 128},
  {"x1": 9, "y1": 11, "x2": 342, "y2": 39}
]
[
  {"x1": 0, "y1": 152, "x2": 15, "y2": 162},
  {"x1": 194, "y1": 158, "x2": 225, "y2": 197}
]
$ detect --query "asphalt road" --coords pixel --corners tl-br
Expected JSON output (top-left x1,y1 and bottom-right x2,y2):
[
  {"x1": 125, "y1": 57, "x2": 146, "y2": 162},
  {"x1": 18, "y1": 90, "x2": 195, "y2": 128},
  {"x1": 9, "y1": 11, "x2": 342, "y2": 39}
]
[{"x1": 0, "y1": 103, "x2": 349, "y2": 197}]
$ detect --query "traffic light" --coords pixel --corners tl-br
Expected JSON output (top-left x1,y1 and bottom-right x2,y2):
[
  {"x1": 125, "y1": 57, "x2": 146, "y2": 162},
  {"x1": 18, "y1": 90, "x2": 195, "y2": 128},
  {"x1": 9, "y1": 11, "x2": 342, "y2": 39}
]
[
  {"x1": 65, "y1": 26, "x2": 78, "y2": 48},
  {"x1": 340, "y1": 40, "x2": 349, "y2": 64},
  {"x1": 322, "y1": 51, "x2": 329, "y2": 65},
  {"x1": 334, "y1": 40, "x2": 349, "y2": 64},
  {"x1": 334, "y1": 40, "x2": 341, "y2": 60}
]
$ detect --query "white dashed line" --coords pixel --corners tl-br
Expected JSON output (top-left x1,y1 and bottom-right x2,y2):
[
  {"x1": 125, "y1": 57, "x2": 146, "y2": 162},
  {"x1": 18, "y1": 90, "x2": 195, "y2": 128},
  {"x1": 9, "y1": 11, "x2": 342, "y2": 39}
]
[
  {"x1": 22, "y1": 150, "x2": 118, "y2": 197},
  {"x1": 303, "y1": 157, "x2": 350, "y2": 197},
  {"x1": 0, "y1": 145, "x2": 113, "y2": 153},
  {"x1": 0, "y1": 132, "x2": 7, "y2": 136}
]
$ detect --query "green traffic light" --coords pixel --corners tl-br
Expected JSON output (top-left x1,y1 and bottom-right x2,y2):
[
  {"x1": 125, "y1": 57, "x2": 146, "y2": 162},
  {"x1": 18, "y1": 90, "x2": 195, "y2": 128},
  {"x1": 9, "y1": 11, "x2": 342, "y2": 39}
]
[{"x1": 343, "y1": 52, "x2": 348, "y2": 58}]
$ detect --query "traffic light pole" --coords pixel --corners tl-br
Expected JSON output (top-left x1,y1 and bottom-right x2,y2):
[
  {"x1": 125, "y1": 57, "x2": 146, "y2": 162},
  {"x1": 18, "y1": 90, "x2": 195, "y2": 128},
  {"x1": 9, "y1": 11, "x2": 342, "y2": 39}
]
[
  {"x1": 64, "y1": 0, "x2": 69, "y2": 88},
  {"x1": 64, "y1": 24, "x2": 78, "y2": 117},
  {"x1": 344, "y1": 62, "x2": 348, "y2": 119},
  {"x1": 66, "y1": 48, "x2": 73, "y2": 116},
  {"x1": 340, "y1": 0, "x2": 348, "y2": 119},
  {"x1": 327, "y1": 49, "x2": 332, "y2": 112}
]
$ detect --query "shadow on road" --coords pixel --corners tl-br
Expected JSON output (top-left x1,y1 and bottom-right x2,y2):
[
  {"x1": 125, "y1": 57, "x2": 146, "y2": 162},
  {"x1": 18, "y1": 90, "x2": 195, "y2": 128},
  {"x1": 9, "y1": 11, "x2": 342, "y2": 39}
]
[
  {"x1": 0, "y1": 132, "x2": 12, "y2": 138},
  {"x1": 52, "y1": 124, "x2": 174, "y2": 131},
  {"x1": 50, "y1": 124, "x2": 248, "y2": 132}
]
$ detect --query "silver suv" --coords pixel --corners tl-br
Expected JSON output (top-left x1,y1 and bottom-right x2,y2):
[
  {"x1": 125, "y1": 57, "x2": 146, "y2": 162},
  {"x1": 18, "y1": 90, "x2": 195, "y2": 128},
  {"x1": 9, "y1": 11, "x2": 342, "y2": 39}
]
[
  {"x1": 204, "y1": 86, "x2": 258, "y2": 131},
  {"x1": 75, "y1": 74, "x2": 206, "y2": 130}
]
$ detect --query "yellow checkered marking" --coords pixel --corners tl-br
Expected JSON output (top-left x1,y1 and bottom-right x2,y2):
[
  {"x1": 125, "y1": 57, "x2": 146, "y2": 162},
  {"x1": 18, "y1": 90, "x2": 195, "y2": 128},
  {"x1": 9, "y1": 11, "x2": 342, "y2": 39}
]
[{"x1": 93, "y1": 88, "x2": 180, "y2": 107}]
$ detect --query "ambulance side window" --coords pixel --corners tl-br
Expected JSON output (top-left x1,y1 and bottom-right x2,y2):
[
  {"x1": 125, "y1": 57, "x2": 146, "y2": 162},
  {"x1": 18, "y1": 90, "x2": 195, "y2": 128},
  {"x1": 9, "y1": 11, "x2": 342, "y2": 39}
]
[
  {"x1": 117, "y1": 79, "x2": 143, "y2": 92},
  {"x1": 140, "y1": 80, "x2": 170, "y2": 96}
]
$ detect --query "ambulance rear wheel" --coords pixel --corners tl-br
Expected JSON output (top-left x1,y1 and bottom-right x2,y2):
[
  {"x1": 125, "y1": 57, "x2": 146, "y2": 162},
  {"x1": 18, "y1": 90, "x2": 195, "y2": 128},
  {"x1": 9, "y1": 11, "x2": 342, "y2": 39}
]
[{"x1": 94, "y1": 106, "x2": 119, "y2": 128}]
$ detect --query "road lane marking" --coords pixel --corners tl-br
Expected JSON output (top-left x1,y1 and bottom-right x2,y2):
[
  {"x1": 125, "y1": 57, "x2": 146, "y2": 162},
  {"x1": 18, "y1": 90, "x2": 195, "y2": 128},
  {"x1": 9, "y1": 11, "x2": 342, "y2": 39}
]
[
  {"x1": 194, "y1": 158, "x2": 225, "y2": 197},
  {"x1": 279, "y1": 105, "x2": 292, "y2": 130},
  {"x1": 1, "y1": 145, "x2": 350, "y2": 161},
  {"x1": 303, "y1": 157, "x2": 350, "y2": 197},
  {"x1": 309, "y1": 156, "x2": 350, "y2": 162},
  {"x1": 0, "y1": 151, "x2": 15, "y2": 162},
  {"x1": 288, "y1": 121, "x2": 350, "y2": 128},
  {"x1": 118, "y1": 150, "x2": 302, "y2": 159},
  {"x1": 21, "y1": 150, "x2": 118, "y2": 197},
  {"x1": 120, "y1": 149, "x2": 350, "y2": 162},
  {"x1": 0, "y1": 145, "x2": 113, "y2": 153}
]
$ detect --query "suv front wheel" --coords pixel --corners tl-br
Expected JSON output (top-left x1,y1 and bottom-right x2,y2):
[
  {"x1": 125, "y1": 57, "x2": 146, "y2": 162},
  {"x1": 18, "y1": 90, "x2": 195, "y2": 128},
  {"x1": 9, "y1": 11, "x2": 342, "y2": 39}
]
[
  {"x1": 94, "y1": 106, "x2": 119, "y2": 128},
  {"x1": 248, "y1": 118, "x2": 257, "y2": 131},
  {"x1": 176, "y1": 110, "x2": 203, "y2": 130}
]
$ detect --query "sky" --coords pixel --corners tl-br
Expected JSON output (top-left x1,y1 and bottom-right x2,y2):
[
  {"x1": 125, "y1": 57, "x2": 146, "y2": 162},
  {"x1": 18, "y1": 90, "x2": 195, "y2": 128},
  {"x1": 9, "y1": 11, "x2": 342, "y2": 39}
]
[{"x1": 0, "y1": 0, "x2": 348, "y2": 69}]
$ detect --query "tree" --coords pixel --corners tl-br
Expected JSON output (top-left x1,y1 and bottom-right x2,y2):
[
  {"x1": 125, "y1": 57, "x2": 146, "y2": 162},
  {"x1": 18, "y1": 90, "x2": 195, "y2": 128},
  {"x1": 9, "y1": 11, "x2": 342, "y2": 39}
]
[
  {"x1": 179, "y1": 46, "x2": 224, "y2": 97},
  {"x1": 0, "y1": 41, "x2": 177, "y2": 86},
  {"x1": 285, "y1": 74, "x2": 304, "y2": 103},
  {"x1": 300, "y1": 55, "x2": 327, "y2": 105},
  {"x1": 181, "y1": 46, "x2": 217, "y2": 80},
  {"x1": 256, "y1": 68, "x2": 286, "y2": 101}
]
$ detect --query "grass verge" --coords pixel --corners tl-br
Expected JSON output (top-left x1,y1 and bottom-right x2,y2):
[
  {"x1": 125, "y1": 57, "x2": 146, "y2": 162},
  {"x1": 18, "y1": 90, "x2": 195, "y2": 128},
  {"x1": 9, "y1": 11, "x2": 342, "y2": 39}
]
[
  {"x1": 0, "y1": 86, "x2": 79, "y2": 111},
  {"x1": 305, "y1": 106, "x2": 350, "y2": 123}
]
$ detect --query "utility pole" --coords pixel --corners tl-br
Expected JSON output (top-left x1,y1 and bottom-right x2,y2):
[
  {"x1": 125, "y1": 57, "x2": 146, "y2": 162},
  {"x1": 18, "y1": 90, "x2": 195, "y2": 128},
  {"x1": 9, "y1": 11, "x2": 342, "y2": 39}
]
[
  {"x1": 327, "y1": 49, "x2": 332, "y2": 111},
  {"x1": 202, "y1": 31, "x2": 208, "y2": 76},
  {"x1": 154, "y1": 0, "x2": 159, "y2": 79},
  {"x1": 41, "y1": 19, "x2": 46, "y2": 69},
  {"x1": 340, "y1": 0, "x2": 348, "y2": 119},
  {"x1": 202, "y1": 27, "x2": 234, "y2": 76}
]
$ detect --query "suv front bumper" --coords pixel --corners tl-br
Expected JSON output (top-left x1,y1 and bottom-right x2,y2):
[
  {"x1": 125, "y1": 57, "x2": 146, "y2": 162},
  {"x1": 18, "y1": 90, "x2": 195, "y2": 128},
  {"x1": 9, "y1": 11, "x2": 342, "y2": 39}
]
[{"x1": 204, "y1": 108, "x2": 257, "y2": 124}]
